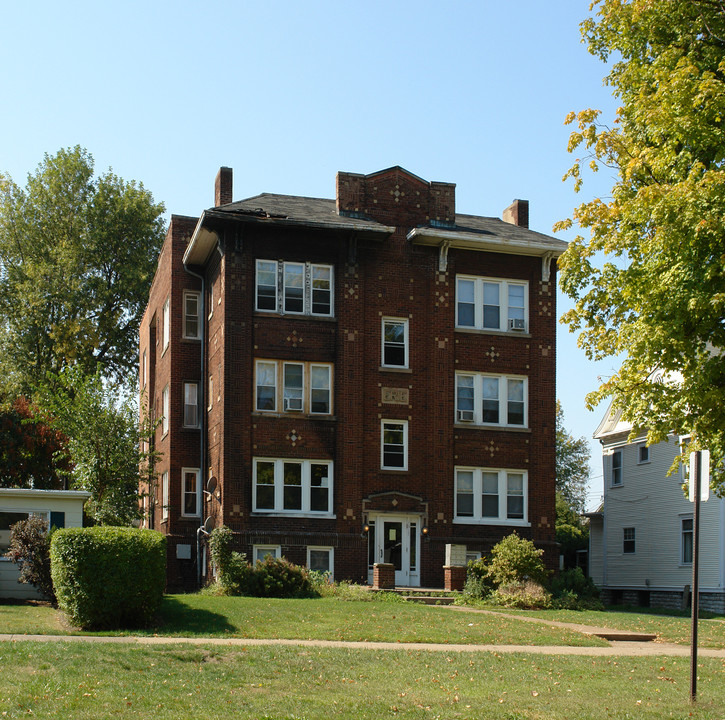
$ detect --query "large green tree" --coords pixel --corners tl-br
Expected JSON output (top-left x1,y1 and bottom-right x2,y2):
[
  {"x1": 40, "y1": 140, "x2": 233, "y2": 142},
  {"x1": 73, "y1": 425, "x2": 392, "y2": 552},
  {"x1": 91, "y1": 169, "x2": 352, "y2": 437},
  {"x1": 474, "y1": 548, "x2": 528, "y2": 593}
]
[
  {"x1": 555, "y1": 401, "x2": 590, "y2": 515},
  {"x1": 0, "y1": 146, "x2": 165, "y2": 395},
  {"x1": 558, "y1": 0, "x2": 725, "y2": 489}
]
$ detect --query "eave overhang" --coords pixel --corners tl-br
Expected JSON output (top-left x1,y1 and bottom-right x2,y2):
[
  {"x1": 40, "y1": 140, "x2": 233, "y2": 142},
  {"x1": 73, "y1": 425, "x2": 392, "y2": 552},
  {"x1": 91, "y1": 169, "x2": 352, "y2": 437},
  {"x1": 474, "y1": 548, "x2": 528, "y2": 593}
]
[{"x1": 183, "y1": 208, "x2": 395, "y2": 267}]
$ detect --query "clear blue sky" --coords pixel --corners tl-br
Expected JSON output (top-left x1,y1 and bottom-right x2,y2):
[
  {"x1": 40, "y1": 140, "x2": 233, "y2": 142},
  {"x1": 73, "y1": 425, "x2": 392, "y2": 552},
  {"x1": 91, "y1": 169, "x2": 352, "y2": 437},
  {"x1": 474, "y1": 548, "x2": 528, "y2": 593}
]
[{"x1": 2, "y1": 1, "x2": 621, "y2": 509}]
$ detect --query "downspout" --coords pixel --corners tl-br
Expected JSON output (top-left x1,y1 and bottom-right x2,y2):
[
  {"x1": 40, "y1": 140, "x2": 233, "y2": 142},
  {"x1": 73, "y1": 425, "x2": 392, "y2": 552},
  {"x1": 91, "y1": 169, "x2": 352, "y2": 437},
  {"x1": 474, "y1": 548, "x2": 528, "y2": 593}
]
[{"x1": 183, "y1": 261, "x2": 206, "y2": 588}]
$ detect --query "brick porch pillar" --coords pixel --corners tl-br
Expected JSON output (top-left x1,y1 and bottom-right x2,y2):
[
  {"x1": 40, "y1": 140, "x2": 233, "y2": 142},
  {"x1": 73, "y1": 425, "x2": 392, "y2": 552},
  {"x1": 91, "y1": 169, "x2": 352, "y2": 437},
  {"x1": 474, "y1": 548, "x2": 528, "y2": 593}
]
[
  {"x1": 373, "y1": 563, "x2": 395, "y2": 590},
  {"x1": 444, "y1": 565, "x2": 467, "y2": 592}
]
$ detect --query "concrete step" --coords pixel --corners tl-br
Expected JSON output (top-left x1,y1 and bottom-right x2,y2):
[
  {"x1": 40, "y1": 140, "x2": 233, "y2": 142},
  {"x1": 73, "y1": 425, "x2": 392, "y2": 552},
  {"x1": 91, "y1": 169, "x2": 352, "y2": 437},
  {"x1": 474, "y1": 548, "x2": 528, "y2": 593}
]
[{"x1": 401, "y1": 595, "x2": 456, "y2": 605}]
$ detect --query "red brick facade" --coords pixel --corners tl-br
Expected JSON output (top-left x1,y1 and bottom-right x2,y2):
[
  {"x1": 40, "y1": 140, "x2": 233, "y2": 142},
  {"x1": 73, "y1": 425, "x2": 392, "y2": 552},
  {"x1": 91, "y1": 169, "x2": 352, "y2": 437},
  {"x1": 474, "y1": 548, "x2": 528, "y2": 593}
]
[{"x1": 139, "y1": 166, "x2": 565, "y2": 590}]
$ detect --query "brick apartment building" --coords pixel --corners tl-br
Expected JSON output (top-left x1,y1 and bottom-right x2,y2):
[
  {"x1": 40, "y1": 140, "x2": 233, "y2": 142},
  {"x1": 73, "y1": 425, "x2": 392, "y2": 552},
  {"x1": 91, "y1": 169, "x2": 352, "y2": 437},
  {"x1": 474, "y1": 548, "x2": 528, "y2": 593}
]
[{"x1": 139, "y1": 165, "x2": 566, "y2": 590}]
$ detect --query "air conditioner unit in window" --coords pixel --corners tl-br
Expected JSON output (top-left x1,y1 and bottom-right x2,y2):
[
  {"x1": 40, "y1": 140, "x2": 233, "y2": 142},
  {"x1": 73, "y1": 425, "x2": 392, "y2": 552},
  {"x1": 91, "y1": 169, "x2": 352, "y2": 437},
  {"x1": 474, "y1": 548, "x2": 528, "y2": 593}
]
[
  {"x1": 283, "y1": 397, "x2": 303, "y2": 411},
  {"x1": 457, "y1": 409, "x2": 475, "y2": 422},
  {"x1": 508, "y1": 318, "x2": 526, "y2": 331}
]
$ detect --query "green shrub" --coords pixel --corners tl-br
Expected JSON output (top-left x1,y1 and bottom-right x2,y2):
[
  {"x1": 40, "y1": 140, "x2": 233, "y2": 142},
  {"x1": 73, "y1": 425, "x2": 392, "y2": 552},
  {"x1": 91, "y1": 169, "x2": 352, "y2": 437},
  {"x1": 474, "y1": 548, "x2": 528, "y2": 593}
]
[
  {"x1": 550, "y1": 567, "x2": 599, "y2": 600},
  {"x1": 50, "y1": 526, "x2": 166, "y2": 629},
  {"x1": 486, "y1": 533, "x2": 550, "y2": 587},
  {"x1": 490, "y1": 580, "x2": 552, "y2": 609},
  {"x1": 461, "y1": 558, "x2": 495, "y2": 601},
  {"x1": 208, "y1": 526, "x2": 251, "y2": 595},
  {"x1": 5, "y1": 515, "x2": 56, "y2": 603}
]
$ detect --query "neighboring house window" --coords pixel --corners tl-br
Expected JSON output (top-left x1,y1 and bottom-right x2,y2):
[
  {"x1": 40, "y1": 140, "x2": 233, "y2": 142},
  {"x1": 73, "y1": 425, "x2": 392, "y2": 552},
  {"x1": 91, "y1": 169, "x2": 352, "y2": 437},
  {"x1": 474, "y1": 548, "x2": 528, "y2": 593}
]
[
  {"x1": 142, "y1": 350, "x2": 147, "y2": 388},
  {"x1": 254, "y1": 360, "x2": 332, "y2": 415},
  {"x1": 456, "y1": 276, "x2": 528, "y2": 332},
  {"x1": 252, "y1": 459, "x2": 333, "y2": 515},
  {"x1": 612, "y1": 449, "x2": 623, "y2": 486},
  {"x1": 161, "y1": 385, "x2": 169, "y2": 436},
  {"x1": 255, "y1": 260, "x2": 334, "y2": 316},
  {"x1": 381, "y1": 420, "x2": 408, "y2": 470},
  {"x1": 181, "y1": 468, "x2": 201, "y2": 517},
  {"x1": 623, "y1": 527, "x2": 635, "y2": 554},
  {"x1": 161, "y1": 471, "x2": 169, "y2": 521},
  {"x1": 183, "y1": 383, "x2": 198, "y2": 428},
  {"x1": 183, "y1": 291, "x2": 201, "y2": 339},
  {"x1": 638, "y1": 444, "x2": 650, "y2": 464},
  {"x1": 382, "y1": 318, "x2": 409, "y2": 368},
  {"x1": 681, "y1": 517, "x2": 693, "y2": 564},
  {"x1": 465, "y1": 550, "x2": 482, "y2": 564},
  {"x1": 0, "y1": 511, "x2": 49, "y2": 553},
  {"x1": 454, "y1": 467, "x2": 528, "y2": 524},
  {"x1": 455, "y1": 373, "x2": 527, "y2": 427},
  {"x1": 253, "y1": 545, "x2": 281, "y2": 563},
  {"x1": 307, "y1": 546, "x2": 334, "y2": 577},
  {"x1": 162, "y1": 298, "x2": 170, "y2": 350}
]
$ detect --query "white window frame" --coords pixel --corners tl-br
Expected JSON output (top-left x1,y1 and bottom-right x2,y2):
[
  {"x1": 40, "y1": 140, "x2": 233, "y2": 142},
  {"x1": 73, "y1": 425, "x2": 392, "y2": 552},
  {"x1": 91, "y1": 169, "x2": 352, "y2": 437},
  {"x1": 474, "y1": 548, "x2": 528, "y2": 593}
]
[
  {"x1": 181, "y1": 467, "x2": 201, "y2": 518},
  {"x1": 612, "y1": 449, "x2": 623, "y2": 486},
  {"x1": 142, "y1": 350, "x2": 147, "y2": 388},
  {"x1": 253, "y1": 545, "x2": 281, "y2": 563},
  {"x1": 252, "y1": 458, "x2": 334, "y2": 517},
  {"x1": 162, "y1": 297, "x2": 170, "y2": 350},
  {"x1": 161, "y1": 471, "x2": 169, "y2": 521},
  {"x1": 455, "y1": 275, "x2": 528, "y2": 332},
  {"x1": 381, "y1": 419, "x2": 408, "y2": 470},
  {"x1": 455, "y1": 373, "x2": 527, "y2": 427},
  {"x1": 381, "y1": 317, "x2": 409, "y2": 368},
  {"x1": 454, "y1": 467, "x2": 529, "y2": 525},
  {"x1": 255, "y1": 259, "x2": 334, "y2": 317},
  {"x1": 307, "y1": 546, "x2": 334, "y2": 578},
  {"x1": 680, "y1": 515, "x2": 693, "y2": 565},
  {"x1": 623, "y1": 526, "x2": 636, "y2": 554},
  {"x1": 254, "y1": 360, "x2": 332, "y2": 415},
  {"x1": 161, "y1": 385, "x2": 169, "y2": 436},
  {"x1": 183, "y1": 291, "x2": 201, "y2": 340},
  {"x1": 637, "y1": 444, "x2": 650, "y2": 464},
  {"x1": 183, "y1": 382, "x2": 199, "y2": 428},
  {"x1": 0, "y1": 510, "x2": 50, "y2": 553}
]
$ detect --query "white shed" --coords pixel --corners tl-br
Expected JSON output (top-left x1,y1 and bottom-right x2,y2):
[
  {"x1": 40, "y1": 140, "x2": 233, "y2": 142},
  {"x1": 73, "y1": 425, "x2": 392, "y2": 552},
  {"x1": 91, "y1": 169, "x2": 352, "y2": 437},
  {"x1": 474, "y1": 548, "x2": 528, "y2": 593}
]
[{"x1": 0, "y1": 488, "x2": 90, "y2": 600}]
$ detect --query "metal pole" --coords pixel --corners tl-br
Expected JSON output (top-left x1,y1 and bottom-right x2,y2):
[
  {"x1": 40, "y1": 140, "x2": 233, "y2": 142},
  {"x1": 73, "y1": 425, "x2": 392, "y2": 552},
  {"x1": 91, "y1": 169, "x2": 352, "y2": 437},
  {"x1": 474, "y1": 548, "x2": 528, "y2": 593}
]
[{"x1": 690, "y1": 450, "x2": 701, "y2": 703}]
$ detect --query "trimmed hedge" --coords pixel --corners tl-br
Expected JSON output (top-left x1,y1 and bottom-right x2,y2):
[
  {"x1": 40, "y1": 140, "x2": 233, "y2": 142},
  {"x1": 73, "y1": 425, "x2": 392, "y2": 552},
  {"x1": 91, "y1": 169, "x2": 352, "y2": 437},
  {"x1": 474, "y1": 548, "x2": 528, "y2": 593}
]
[{"x1": 50, "y1": 526, "x2": 166, "y2": 629}]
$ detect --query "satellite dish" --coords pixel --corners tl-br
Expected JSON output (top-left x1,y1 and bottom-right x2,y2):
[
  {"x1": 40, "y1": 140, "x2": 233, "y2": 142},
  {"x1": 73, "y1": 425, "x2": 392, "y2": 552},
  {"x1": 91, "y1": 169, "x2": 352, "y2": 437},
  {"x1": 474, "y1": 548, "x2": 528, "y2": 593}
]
[
  {"x1": 206, "y1": 476, "x2": 218, "y2": 494},
  {"x1": 203, "y1": 516, "x2": 214, "y2": 534}
]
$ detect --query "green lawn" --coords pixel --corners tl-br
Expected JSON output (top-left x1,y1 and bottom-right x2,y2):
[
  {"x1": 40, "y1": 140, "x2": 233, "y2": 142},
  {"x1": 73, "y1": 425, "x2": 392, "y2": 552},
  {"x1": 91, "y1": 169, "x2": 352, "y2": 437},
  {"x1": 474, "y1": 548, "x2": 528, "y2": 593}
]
[
  {"x1": 1, "y1": 641, "x2": 724, "y2": 719},
  {"x1": 498, "y1": 606, "x2": 725, "y2": 649},
  {"x1": 1, "y1": 595, "x2": 605, "y2": 647}
]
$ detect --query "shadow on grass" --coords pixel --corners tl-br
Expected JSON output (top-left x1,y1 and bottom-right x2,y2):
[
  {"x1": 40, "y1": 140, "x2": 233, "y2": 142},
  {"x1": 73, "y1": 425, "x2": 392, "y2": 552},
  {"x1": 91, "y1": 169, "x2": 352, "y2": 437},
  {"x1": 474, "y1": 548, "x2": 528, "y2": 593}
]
[{"x1": 151, "y1": 595, "x2": 238, "y2": 636}]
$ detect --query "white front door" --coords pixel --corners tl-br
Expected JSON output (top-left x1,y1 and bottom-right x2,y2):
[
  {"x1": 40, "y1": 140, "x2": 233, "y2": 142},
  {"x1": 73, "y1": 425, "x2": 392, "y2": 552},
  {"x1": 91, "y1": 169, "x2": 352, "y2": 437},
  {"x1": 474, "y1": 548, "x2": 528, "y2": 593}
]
[{"x1": 367, "y1": 513, "x2": 420, "y2": 587}]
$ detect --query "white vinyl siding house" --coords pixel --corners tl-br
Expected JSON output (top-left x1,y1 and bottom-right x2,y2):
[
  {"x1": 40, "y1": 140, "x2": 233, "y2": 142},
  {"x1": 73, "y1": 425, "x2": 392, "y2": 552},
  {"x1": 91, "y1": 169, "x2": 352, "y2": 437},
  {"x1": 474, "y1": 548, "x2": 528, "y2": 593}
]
[{"x1": 589, "y1": 406, "x2": 725, "y2": 612}]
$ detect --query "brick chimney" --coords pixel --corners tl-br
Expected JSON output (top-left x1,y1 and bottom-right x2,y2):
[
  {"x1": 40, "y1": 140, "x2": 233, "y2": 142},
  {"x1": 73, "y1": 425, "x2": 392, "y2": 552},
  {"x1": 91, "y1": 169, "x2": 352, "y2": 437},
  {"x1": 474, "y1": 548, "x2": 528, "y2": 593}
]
[
  {"x1": 503, "y1": 199, "x2": 529, "y2": 229},
  {"x1": 215, "y1": 167, "x2": 233, "y2": 207}
]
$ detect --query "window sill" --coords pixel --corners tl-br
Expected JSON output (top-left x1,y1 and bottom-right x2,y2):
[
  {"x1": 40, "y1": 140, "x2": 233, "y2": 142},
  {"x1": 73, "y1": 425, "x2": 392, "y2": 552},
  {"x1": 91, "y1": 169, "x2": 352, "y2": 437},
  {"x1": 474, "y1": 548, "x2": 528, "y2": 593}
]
[
  {"x1": 455, "y1": 327, "x2": 531, "y2": 339},
  {"x1": 379, "y1": 468, "x2": 409, "y2": 474},
  {"x1": 453, "y1": 518, "x2": 531, "y2": 527},
  {"x1": 251, "y1": 411, "x2": 336, "y2": 421},
  {"x1": 454, "y1": 424, "x2": 531, "y2": 433},
  {"x1": 253, "y1": 311, "x2": 337, "y2": 322},
  {"x1": 251, "y1": 512, "x2": 336, "y2": 519},
  {"x1": 181, "y1": 514, "x2": 201, "y2": 520},
  {"x1": 181, "y1": 336, "x2": 202, "y2": 342},
  {"x1": 379, "y1": 366, "x2": 412, "y2": 373}
]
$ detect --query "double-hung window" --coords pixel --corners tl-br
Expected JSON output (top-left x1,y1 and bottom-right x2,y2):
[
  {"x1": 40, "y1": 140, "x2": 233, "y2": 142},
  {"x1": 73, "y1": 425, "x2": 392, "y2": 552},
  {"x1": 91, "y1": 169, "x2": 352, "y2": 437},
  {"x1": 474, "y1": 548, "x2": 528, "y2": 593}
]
[
  {"x1": 612, "y1": 449, "x2": 623, "y2": 486},
  {"x1": 183, "y1": 291, "x2": 201, "y2": 339},
  {"x1": 456, "y1": 276, "x2": 528, "y2": 332},
  {"x1": 253, "y1": 459, "x2": 333, "y2": 515},
  {"x1": 161, "y1": 471, "x2": 169, "y2": 521},
  {"x1": 255, "y1": 360, "x2": 332, "y2": 415},
  {"x1": 381, "y1": 420, "x2": 408, "y2": 470},
  {"x1": 183, "y1": 383, "x2": 198, "y2": 428},
  {"x1": 307, "y1": 546, "x2": 334, "y2": 577},
  {"x1": 623, "y1": 527, "x2": 636, "y2": 554},
  {"x1": 256, "y1": 260, "x2": 334, "y2": 316},
  {"x1": 455, "y1": 373, "x2": 527, "y2": 427},
  {"x1": 162, "y1": 297, "x2": 170, "y2": 350},
  {"x1": 382, "y1": 318, "x2": 409, "y2": 368},
  {"x1": 681, "y1": 517, "x2": 693, "y2": 564},
  {"x1": 181, "y1": 468, "x2": 201, "y2": 517},
  {"x1": 161, "y1": 385, "x2": 170, "y2": 436},
  {"x1": 454, "y1": 467, "x2": 528, "y2": 524}
]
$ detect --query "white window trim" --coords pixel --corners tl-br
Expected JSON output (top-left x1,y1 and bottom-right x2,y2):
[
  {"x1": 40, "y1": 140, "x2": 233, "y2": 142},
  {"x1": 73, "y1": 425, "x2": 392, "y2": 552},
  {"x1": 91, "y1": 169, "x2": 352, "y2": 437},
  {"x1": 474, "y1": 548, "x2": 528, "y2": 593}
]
[
  {"x1": 455, "y1": 372, "x2": 528, "y2": 428},
  {"x1": 252, "y1": 458, "x2": 334, "y2": 517},
  {"x1": 680, "y1": 514, "x2": 693, "y2": 566},
  {"x1": 254, "y1": 360, "x2": 333, "y2": 415},
  {"x1": 611, "y1": 449, "x2": 623, "y2": 486},
  {"x1": 623, "y1": 526, "x2": 636, "y2": 554},
  {"x1": 381, "y1": 317, "x2": 409, "y2": 369},
  {"x1": 183, "y1": 382, "x2": 199, "y2": 428},
  {"x1": 455, "y1": 275, "x2": 528, "y2": 333},
  {"x1": 255, "y1": 259, "x2": 334, "y2": 317},
  {"x1": 161, "y1": 385, "x2": 170, "y2": 437},
  {"x1": 453, "y1": 467, "x2": 529, "y2": 526},
  {"x1": 307, "y1": 546, "x2": 334, "y2": 578},
  {"x1": 142, "y1": 350, "x2": 147, "y2": 388},
  {"x1": 183, "y1": 291, "x2": 201, "y2": 340},
  {"x1": 162, "y1": 297, "x2": 170, "y2": 351},
  {"x1": 637, "y1": 444, "x2": 650, "y2": 464},
  {"x1": 381, "y1": 419, "x2": 408, "y2": 471},
  {"x1": 161, "y1": 471, "x2": 169, "y2": 521},
  {"x1": 181, "y1": 467, "x2": 201, "y2": 518},
  {"x1": 253, "y1": 545, "x2": 281, "y2": 563}
]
